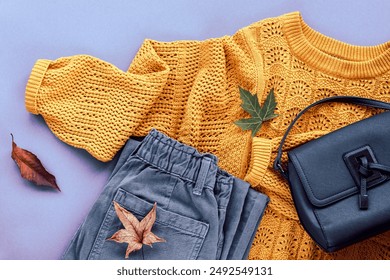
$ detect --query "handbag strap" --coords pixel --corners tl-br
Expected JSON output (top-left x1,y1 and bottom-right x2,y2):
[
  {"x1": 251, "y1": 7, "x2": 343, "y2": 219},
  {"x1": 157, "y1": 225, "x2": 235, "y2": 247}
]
[{"x1": 273, "y1": 96, "x2": 390, "y2": 178}]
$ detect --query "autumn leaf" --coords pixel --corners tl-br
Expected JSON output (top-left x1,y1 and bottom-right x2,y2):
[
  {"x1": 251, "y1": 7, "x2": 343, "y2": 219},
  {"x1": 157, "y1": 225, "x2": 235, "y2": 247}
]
[
  {"x1": 235, "y1": 87, "x2": 278, "y2": 137},
  {"x1": 107, "y1": 201, "x2": 166, "y2": 258},
  {"x1": 11, "y1": 134, "x2": 60, "y2": 191}
]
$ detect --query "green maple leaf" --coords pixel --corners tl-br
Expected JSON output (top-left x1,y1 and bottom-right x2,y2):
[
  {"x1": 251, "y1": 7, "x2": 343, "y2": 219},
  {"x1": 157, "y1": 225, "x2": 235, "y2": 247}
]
[{"x1": 235, "y1": 87, "x2": 278, "y2": 137}]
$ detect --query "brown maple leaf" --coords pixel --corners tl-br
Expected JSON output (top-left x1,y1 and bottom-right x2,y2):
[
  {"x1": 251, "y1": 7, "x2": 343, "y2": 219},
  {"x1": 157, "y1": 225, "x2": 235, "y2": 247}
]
[
  {"x1": 107, "y1": 201, "x2": 166, "y2": 258},
  {"x1": 11, "y1": 134, "x2": 60, "y2": 191}
]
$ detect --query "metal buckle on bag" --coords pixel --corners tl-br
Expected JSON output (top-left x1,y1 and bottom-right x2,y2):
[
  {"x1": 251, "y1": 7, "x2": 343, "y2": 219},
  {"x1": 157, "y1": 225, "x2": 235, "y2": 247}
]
[
  {"x1": 275, "y1": 161, "x2": 288, "y2": 179},
  {"x1": 344, "y1": 146, "x2": 384, "y2": 188}
]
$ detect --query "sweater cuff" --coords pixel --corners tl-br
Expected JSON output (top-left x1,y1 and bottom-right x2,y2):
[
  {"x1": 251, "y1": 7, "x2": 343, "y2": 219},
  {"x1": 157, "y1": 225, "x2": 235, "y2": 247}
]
[
  {"x1": 244, "y1": 137, "x2": 273, "y2": 186},
  {"x1": 25, "y1": 59, "x2": 51, "y2": 114}
]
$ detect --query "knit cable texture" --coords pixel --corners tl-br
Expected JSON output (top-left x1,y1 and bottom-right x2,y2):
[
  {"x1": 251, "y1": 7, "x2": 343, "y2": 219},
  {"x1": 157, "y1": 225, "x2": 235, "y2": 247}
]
[{"x1": 25, "y1": 11, "x2": 390, "y2": 259}]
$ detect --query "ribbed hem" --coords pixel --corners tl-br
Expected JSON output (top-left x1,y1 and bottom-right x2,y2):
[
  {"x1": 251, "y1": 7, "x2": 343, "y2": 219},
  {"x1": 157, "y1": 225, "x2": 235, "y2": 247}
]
[
  {"x1": 25, "y1": 59, "x2": 51, "y2": 114},
  {"x1": 244, "y1": 137, "x2": 273, "y2": 186},
  {"x1": 283, "y1": 11, "x2": 390, "y2": 79}
]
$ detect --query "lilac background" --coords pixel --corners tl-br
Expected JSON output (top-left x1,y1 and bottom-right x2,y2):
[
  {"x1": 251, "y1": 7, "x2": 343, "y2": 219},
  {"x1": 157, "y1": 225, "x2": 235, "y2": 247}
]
[{"x1": 1, "y1": 0, "x2": 390, "y2": 259}]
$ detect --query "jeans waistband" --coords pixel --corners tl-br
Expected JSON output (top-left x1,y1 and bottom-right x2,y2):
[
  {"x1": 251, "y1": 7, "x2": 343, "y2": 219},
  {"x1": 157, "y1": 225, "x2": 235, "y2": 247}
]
[{"x1": 133, "y1": 129, "x2": 225, "y2": 192}]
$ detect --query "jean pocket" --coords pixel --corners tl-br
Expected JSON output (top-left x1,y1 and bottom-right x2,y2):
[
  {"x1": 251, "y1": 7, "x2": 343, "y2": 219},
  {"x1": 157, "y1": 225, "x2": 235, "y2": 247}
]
[{"x1": 88, "y1": 188, "x2": 209, "y2": 260}]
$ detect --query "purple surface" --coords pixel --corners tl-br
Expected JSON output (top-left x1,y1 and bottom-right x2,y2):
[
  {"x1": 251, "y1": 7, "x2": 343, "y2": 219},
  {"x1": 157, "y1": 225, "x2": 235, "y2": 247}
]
[{"x1": 1, "y1": 0, "x2": 390, "y2": 259}]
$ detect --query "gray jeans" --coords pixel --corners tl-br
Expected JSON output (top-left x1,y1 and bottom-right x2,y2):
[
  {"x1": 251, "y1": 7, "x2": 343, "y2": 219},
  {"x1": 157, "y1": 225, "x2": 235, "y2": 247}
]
[{"x1": 63, "y1": 129, "x2": 269, "y2": 260}]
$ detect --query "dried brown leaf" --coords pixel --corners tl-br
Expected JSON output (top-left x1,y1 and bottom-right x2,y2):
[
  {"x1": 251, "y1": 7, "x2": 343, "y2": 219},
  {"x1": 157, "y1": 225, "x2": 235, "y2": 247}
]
[
  {"x1": 11, "y1": 134, "x2": 60, "y2": 191},
  {"x1": 107, "y1": 201, "x2": 166, "y2": 258}
]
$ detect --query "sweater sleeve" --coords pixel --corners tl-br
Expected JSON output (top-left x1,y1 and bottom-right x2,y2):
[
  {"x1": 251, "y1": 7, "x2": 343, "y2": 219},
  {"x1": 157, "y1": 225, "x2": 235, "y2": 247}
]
[{"x1": 24, "y1": 37, "x2": 233, "y2": 162}]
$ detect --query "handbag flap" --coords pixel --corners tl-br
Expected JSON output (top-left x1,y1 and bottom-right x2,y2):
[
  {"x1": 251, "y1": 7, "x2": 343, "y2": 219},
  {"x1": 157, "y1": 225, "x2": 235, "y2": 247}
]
[{"x1": 288, "y1": 111, "x2": 390, "y2": 207}]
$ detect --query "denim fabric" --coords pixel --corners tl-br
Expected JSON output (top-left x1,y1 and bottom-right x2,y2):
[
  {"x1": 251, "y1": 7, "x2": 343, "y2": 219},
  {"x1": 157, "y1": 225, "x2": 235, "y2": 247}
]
[{"x1": 63, "y1": 129, "x2": 269, "y2": 260}]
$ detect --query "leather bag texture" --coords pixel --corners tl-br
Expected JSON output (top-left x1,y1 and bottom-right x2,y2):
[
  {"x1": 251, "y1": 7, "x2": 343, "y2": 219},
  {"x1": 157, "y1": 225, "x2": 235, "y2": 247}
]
[{"x1": 274, "y1": 96, "x2": 390, "y2": 252}]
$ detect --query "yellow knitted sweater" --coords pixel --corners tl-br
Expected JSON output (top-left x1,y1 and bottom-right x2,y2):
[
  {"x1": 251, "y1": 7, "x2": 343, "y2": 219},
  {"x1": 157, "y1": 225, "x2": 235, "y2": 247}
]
[{"x1": 25, "y1": 11, "x2": 390, "y2": 259}]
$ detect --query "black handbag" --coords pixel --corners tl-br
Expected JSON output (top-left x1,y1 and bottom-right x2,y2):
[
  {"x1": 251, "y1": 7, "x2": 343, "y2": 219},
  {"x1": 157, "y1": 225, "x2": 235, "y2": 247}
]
[{"x1": 273, "y1": 96, "x2": 390, "y2": 252}]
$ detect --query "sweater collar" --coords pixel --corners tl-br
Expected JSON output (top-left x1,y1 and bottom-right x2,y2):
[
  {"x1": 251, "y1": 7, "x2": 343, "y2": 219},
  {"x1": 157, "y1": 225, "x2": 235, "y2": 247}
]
[{"x1": 283, "y1": 11, "x2": 390, "y2": 79}]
